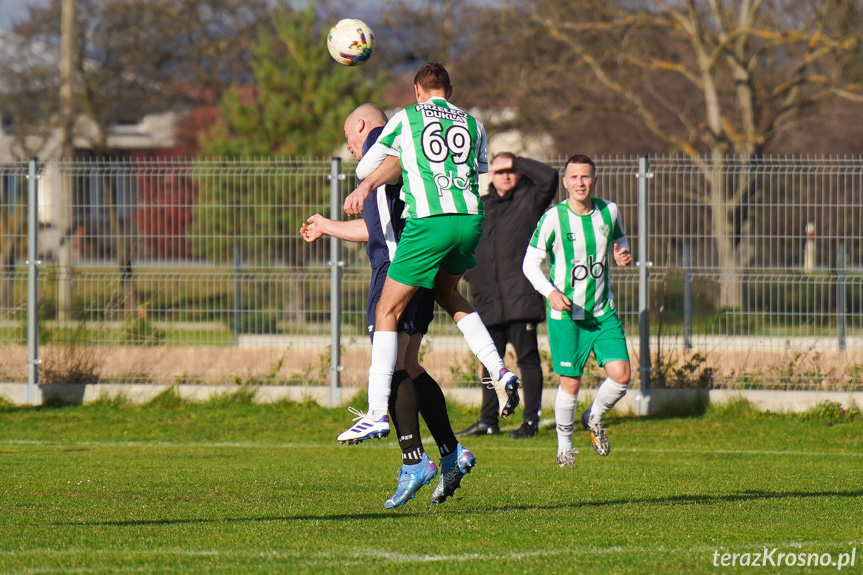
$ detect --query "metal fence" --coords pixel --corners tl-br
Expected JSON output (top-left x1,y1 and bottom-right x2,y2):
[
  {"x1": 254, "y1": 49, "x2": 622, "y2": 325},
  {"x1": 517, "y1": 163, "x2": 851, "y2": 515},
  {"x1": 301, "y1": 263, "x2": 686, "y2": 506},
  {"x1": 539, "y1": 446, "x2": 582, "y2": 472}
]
[{"x1": 0, "y1": 155, "x2": 860, "y2": 392}]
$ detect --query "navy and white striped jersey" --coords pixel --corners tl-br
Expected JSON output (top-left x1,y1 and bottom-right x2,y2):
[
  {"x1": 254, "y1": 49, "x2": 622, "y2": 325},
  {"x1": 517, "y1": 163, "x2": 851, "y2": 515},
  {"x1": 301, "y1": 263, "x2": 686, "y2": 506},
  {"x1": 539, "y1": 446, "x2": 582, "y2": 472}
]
[{"x1": 360, "y1": 126, "x2": 405, "y2": 269}]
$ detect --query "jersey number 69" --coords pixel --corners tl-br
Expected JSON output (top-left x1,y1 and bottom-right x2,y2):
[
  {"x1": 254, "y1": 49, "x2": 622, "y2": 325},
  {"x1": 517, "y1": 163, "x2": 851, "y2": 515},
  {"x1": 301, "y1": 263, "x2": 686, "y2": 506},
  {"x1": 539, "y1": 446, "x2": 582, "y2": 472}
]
[{"x1": 421, "y1": 123, "x2": 471, "y2": 164}]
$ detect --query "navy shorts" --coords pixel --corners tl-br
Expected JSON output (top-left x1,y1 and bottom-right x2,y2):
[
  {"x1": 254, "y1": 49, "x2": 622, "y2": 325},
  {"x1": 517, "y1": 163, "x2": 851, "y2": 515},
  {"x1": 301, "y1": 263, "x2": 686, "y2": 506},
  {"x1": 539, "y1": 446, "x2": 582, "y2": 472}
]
[{"x1": 367, "y1": 263, "x2": 435, "y2": 341}]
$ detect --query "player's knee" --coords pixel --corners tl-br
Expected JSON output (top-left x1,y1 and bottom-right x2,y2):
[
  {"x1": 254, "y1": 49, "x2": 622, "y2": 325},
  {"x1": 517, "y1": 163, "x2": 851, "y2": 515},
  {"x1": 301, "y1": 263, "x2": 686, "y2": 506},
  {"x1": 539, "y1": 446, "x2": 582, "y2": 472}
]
[
  {"x1": 607, "y1": 361, "x2": 631, "y2": 386},
  {"x1": 616, "y1": 370, "x2": 631, "y2": 387},
  {"x1": 559, "y1": 376, "x2": 580, "y2": 395}
]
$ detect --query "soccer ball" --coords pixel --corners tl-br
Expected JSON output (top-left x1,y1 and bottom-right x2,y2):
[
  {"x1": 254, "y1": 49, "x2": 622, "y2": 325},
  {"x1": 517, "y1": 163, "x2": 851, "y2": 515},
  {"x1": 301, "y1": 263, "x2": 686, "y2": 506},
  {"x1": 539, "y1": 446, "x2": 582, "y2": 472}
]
[{"x1": 327, "y1": 19, "x2": 375, "y2": 66}]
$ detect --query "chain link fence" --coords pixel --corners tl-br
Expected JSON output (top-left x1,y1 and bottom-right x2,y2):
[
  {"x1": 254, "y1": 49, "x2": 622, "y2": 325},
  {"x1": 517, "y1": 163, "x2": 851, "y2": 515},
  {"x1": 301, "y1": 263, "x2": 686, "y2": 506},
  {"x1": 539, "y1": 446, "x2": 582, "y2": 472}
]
[{"x1": 0, "y1": 155, "x2": 860, "y2": 390}]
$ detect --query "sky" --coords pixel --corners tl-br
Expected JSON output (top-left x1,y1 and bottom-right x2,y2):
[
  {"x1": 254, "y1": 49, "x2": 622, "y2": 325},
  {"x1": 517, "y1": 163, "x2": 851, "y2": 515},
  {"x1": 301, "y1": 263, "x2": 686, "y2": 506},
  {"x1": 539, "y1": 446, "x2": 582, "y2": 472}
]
[
  {"x1": 0, "y1": 0, "x2": 341, "y2": 31},
  {"x1": 0, "y1": 0, "x2": 45, "y2": 31}
]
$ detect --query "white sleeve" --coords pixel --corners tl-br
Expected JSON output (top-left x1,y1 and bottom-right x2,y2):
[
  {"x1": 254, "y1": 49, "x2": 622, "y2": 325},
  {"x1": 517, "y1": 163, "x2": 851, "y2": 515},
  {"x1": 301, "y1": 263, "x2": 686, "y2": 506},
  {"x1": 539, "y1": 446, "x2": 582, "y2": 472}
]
[
  {"x1": 522, "y1": 245, "x2": 558, "y2": 299},
  {"x1": 614, "y1": 233, "x2": 630, "y2": 256},
  {"x1": 356, "y1": 142, "x2": 391, "y2": 180},
  {"x1": 612, "y1": 207, "x2": 630, "y2": 254},
  {"x1": 356, "y1": 114, "x2": 402, "y2": 180}
]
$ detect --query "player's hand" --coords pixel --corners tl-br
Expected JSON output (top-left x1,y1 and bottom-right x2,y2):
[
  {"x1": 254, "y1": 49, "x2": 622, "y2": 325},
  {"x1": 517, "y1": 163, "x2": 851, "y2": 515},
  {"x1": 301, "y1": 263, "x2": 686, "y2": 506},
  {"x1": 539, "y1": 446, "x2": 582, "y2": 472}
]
[
  {"x1": 300, "y1": 214, "x2": 326, "y2": 243},
  {"x1": 614, "y1": 243, "x2": 632, "y2": 267},
  {"x1": 548, "y1": 290, "x2": 572, "y2": 312},
  {"x1": 344, "y1": 184, "x2": 371, "y2": 216}
]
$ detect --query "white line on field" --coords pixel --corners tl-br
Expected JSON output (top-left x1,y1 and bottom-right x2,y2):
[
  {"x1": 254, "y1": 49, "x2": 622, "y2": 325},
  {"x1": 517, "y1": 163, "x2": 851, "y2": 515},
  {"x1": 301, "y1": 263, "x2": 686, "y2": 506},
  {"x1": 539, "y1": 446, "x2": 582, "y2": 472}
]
[
  {"x1": 1, "y1": 438, "x2": 861, "y2": 458},
  {"x1": 1, "y1": 539, "x2": 861, "y2": 571}
]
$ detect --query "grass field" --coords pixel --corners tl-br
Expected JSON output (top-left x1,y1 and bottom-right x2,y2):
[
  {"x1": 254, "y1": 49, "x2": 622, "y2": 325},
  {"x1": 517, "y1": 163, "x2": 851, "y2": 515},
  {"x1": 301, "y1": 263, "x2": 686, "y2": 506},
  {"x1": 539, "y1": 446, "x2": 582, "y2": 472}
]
[{"x1": 1, "y1": 393, "x2": 861, "y2": 574}]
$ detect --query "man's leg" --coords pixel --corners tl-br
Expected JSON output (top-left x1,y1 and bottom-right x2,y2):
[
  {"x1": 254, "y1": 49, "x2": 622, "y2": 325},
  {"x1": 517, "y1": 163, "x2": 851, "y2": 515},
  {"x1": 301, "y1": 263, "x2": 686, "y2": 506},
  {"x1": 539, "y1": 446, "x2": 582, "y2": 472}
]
[
  {"x1": 402, "y1": 333, "x2": 474, "y2": 505},
  {"x1": 555, "y1": 375, "x2": 580, "y2": 468},
  {"x1": 581, "y1": 359, "x2": 630, "y2": 457},
  {"x1": 456, "y1": 323, "x2": 505, "y2": 436},
  {"x1": 589, "y1": 359, "x2": 631, "y2": 422},
  {"x1": 385, "y1": 366, "x2": 438, "y2": 509},
  {"x1": 432, "y1": 268, "x2": 521, "y2": 418},
  {"x1": 337, "y1": 277, "x2": 418, "y2": 444},
  {"x1": 389, "y1": 333, "x2": 427, "y2": 465},
  {"x1": 389, "y1": 369, "x2": 425, "y2": 465},
  {"x1": 508, "y1": 321, "x2": 543, "y2": 438},
  {"x1": 547, "y1": 314, "x2": 584, "y2": 466},
  {"x1": 367, "y1": 277, "x2": 419, "y2": 417},
  {"x1": 581, "y1": 314, "x2": 631, "y2": 456},
  {"x1": 403, "y1": 334, "x2": 458, "y2": 457}
]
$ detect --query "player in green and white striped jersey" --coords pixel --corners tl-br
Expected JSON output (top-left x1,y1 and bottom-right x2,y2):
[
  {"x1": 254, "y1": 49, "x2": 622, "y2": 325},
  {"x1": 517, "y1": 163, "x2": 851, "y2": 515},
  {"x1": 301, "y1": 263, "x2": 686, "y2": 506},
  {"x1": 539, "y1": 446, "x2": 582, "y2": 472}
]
[
  {"x1": 356, "y1": 93, "x2": 487, "y2": 219},
  {"x1": 522, "y1": 155, "x2": 632, "y2": 467},
  {"x1": 338, "y1": 64, "x2": 521, "y2": 485}
]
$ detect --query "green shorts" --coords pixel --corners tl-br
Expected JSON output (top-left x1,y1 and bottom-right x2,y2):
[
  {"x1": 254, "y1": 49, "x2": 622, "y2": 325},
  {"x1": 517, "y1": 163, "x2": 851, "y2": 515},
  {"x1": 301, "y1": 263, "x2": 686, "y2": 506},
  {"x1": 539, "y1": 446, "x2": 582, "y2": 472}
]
[
  {"x1": 548, "y1": 311, "x2": 629, "y2": 377},
  {"x1": 388, "y1": 214, "x2": 485, "y2": 289}
]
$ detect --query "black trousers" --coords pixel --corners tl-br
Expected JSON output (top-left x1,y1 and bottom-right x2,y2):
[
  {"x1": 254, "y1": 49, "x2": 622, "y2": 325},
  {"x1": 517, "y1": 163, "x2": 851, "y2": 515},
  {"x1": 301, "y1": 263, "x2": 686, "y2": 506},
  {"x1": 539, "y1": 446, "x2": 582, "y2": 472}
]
[{"x1": 479, "y1": 321, "x2": 543, "y2": 426}]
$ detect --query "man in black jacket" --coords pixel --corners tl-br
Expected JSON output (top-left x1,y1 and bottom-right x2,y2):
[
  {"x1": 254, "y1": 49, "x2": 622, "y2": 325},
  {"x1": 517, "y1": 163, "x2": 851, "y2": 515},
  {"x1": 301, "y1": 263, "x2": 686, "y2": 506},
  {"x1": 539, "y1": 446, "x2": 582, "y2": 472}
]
[{"x1": 457, "y1": 152, "x2": 559, "y2": 438}]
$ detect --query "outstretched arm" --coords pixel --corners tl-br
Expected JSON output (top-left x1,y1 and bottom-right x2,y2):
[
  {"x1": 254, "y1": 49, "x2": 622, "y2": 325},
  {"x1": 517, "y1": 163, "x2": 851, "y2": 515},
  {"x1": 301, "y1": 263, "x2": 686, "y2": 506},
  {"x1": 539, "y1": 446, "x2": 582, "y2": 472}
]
[{"x1": 301, "y1": 214, "x2": 369, "y2": 243}]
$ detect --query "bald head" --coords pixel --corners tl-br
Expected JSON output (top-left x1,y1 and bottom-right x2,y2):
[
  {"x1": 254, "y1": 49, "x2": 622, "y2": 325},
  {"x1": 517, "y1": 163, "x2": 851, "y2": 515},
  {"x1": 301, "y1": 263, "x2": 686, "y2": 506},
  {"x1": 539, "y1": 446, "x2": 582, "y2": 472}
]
[
  {"x1": 346, "y1": 103, "x2": 387, "y2": 128},
  {"x1": 344, "y1": 104, "x2": 388, "y2": 160}
]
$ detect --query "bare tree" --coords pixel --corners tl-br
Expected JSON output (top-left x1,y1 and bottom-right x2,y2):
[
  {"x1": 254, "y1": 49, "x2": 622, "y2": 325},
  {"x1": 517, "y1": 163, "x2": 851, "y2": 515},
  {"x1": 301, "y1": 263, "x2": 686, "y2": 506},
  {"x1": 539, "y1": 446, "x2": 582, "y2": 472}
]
[
  {"x1": 6, "y1": 0, "x2": 274, "y2": 314},
  {"x1": 481, "y1": 0, "x2": 863, "y2": 308},
  {"x1": 0, "y1": 36, "x2": 59, "y2": 158},
  {"x1": 12, "y1": 0, "x2": 274, "y2": 154}
]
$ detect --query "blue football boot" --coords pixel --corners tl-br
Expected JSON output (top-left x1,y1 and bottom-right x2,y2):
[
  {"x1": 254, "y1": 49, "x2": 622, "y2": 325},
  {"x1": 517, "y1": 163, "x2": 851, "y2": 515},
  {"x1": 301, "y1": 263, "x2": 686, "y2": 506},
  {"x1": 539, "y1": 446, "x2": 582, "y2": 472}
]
[
  {"x1": 430, "y1": 443, "x2": 476, "y2": 504},
  {"x1": 384, "y1": 453, "x2": 438, "y2": 510}
]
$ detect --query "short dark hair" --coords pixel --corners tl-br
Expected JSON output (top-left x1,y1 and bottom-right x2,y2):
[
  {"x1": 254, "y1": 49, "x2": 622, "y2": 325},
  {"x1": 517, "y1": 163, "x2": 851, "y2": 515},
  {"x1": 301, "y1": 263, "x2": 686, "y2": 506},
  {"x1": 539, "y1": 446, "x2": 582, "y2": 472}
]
[
  {"x1": 491, "y1": 151, "x2": 516, "y2": 163},
  {"x1": 564, "y1": 154, "x2": 595, "y2": 176},
  {"x1": 414, "y1": 62, "x2": 451, "y2": 94}
]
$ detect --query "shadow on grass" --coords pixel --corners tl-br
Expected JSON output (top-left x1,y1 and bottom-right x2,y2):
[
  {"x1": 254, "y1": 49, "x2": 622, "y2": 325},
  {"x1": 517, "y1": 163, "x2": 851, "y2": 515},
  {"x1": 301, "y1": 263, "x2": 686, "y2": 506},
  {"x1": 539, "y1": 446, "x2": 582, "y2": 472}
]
[{"x1": 52, "y1": 488, "x2": 863, "y2": 527}]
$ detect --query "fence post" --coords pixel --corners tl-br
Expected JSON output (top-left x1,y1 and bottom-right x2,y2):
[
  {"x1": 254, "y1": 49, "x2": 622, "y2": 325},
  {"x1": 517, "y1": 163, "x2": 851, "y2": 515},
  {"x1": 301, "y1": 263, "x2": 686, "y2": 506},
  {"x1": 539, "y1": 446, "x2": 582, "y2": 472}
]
[
  {"x1": 683, "y1": 242, "x2": 692, "y2": 350},
  {"x1": 837, "y1": 242, "x2": 846, "y2": 352},
  {"x1": 328, "y1": 157, "x2": 344, "y2": 408},
  {"x1": 26, "y1": 158, "x2": 41, "y2": 405},
  {"x1": 233, "y1": 244, "x2": 242, "y2": 345},
  {"x1": 634, "y1": 155, "x2": 652, "y2": 415}
]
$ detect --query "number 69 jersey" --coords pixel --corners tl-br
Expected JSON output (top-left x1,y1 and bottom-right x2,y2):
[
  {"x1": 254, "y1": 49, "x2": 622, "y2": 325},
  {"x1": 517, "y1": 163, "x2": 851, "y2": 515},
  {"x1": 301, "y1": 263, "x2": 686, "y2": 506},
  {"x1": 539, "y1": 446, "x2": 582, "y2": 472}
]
[
  {"x1": 364, "y1": 96, "x2": 488, "y2": 219},
  {"x1": 523, "y1": 199, "x2": 629, "y2": 321}
]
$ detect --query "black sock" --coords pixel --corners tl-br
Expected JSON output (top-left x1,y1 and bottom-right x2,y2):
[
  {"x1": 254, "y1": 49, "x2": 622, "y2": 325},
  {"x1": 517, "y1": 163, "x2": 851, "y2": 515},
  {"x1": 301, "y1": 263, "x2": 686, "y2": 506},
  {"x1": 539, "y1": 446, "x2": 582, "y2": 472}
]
[
  {"x1": 389, "y1": 370, "x2": 424, "y2": 466},
  {"x1": 412, "y1": 371, "x2": 458, "y2": 458}
]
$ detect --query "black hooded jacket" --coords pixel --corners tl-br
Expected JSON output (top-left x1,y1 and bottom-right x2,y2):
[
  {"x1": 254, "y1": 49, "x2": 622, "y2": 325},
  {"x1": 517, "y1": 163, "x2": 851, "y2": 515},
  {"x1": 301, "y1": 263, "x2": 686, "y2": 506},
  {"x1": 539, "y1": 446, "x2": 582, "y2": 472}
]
[{"x1": 464, "y1": 157, "x2": 559, "y2": 325}]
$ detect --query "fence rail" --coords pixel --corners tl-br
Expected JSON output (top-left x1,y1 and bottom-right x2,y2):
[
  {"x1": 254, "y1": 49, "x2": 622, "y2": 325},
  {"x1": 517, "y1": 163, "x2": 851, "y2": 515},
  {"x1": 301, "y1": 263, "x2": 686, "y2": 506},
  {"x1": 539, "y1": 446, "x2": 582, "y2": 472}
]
[{"x1": 0, "y1": 155, "x2": 860, "y2": 393}]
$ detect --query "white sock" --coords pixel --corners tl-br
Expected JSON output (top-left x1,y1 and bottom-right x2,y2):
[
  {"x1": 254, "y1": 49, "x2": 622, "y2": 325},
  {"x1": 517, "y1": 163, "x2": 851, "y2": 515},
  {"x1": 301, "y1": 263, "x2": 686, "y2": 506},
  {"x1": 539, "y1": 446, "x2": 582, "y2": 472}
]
[
  {"x1": 555, "y1": 386, "x2": 578, "y2": 453},
  {"x1": 456, "y1": 312, "x2": 504, "y2": 380},
  {"x1": 590, "y1": 377, "x2": 628, "y2": 423},
  {"x1": 368, "y1": 331, "x2": 397, "y2": 418}
]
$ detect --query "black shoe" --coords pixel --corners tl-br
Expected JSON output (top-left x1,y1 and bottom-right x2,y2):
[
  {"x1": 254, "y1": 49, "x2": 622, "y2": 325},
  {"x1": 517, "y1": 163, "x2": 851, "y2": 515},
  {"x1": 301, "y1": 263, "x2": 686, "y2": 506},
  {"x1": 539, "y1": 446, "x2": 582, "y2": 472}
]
[
  {"x1": 509, "y1": 421, "x2": 538, "y2": 439},
  {"x1": 455, "y1": 421, "x2": 500, "y2": 437}
]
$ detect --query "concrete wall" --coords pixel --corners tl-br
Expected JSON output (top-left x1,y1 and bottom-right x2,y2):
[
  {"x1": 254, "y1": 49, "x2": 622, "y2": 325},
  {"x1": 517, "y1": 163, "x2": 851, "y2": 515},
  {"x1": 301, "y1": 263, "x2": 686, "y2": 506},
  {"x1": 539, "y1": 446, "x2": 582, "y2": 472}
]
[{"x1": 2, "y1": 382, "x2": 861, "y2": 416}]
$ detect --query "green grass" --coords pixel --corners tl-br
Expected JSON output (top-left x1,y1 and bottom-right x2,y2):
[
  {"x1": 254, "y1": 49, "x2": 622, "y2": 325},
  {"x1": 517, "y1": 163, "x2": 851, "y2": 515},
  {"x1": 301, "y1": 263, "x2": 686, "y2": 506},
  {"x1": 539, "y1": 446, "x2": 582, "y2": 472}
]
[{"x1": 1, "y1": 397, "x2": 861, "y2": 574}]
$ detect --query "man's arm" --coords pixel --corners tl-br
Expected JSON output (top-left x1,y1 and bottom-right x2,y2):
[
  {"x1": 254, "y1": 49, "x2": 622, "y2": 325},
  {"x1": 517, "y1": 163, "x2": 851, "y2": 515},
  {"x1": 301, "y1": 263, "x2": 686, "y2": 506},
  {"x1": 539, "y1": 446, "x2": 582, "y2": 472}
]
[
  {"x1": 515, "y1": 157, "x2": 559, "y2": 209},
  {"x1": 522, "y1": 245, "x2": 571, "y2": 312},
  {"x1": 344, "y1": 156, "x2": 401, "y2": 215},
  {"x1": 301, "y1": 214, "x2": 369, "y2": 243},
  {"x1": 613, "y1": 242, "x2": 632, "y2": 267},
  {"x1": 611, "y1": 209, "x2": 631, "y2": 259},
  {"x1": 356, "y1": 142, "x2": 393, "y2": 180}
]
